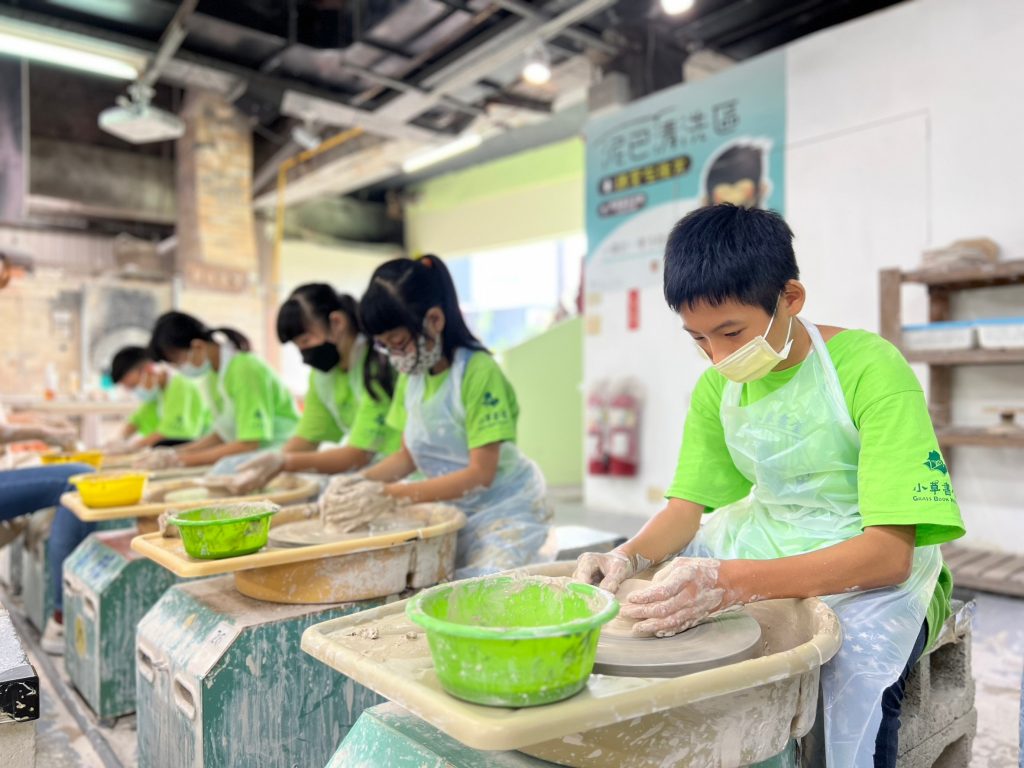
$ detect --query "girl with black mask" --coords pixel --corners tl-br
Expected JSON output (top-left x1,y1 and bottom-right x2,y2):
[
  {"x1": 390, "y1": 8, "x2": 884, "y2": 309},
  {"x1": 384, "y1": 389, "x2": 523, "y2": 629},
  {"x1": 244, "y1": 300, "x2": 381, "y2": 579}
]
[{"x1": 226, "y1": 284, "x2": 399, "y2": 492}]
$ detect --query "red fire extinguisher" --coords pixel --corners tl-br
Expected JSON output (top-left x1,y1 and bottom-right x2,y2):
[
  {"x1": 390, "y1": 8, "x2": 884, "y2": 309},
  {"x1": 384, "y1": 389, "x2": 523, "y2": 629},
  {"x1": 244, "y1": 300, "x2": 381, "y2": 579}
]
[
  {"x1": 586, "y1": 385, "x2": 609, "y2": 475},
  {"x1": 607, "y1": 384, "x2": 641, "y2": 477}
]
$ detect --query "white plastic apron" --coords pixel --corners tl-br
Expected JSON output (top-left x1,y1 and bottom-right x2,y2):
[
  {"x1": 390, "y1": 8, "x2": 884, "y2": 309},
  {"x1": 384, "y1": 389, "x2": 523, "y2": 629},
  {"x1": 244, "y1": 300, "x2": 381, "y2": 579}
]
[
  {"x1": 685, "y1": 319, "x2": 941, "y2": 767},
  {"x1": 210, "y1": 342, "x2": 293, "y2": 449},
  {"x1": 309, "y1": 336, "x2": 367, "y2": 438},
  {"x1": 404, "y1": 347, "x2": 551, "y2": 579}
]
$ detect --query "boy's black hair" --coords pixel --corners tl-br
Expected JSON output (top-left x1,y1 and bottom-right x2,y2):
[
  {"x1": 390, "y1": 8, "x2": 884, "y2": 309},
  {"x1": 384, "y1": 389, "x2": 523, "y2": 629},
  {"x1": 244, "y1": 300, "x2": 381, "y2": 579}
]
[
  {"x1": 148, "y1": 311, "x2": 251, "y2": 362},
  {"x1": 705, "y1": 144, "x2": 763, "y2": 202},
  {"x1": 111, "y1": 346, "x2": 150, "y2": 384},
  {"x1": 277, "y1": 283, "x2": 394, "y2": 401},
  {"x1": 663, "y1": 204, "x2": 798, "y2": 315},
  {"x1": 360, "y1": 255, "x2": 486, "y2": 362}
]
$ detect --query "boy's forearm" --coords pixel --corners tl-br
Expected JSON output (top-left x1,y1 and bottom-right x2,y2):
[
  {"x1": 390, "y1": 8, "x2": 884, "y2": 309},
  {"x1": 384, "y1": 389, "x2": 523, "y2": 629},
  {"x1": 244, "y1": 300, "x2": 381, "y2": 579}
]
[
  {"x1": 720, "y1": 525, "x2": 917, "y2": 603},
  {"x1": 618, "y1": 498, "x2": 704, "y2": 569}
]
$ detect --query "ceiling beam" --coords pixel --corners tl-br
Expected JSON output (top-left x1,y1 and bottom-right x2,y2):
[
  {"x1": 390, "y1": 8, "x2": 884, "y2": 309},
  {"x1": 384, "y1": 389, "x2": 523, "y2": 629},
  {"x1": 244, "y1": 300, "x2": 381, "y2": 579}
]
[
  {"x1": 491, "y1": 0, "x2": 617, "y2": 55},
  {"x1": 0, "y1": 5, "x2": 445, "y2": 143},
  {"x1": 379, "y1": 0, "x2": 617, "y2": 124}
]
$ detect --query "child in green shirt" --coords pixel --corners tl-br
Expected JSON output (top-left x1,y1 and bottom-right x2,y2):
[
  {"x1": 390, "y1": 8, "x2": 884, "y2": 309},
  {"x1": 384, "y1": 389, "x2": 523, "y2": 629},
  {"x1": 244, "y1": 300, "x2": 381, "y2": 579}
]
[
  {"x1": 225, "y1": 284, "x2": 402, "y2": 494},
  {"x1": 138, "y1": 313, "x2": 299, "y2": 470},
  {"x1": 109, "y1": 345, "x2": 210, "y2": 450},
  {"x1": 335, "y1": 255, "x2": 551, "y2": 577},
  {"x1": 574, "y1": 205, "x2": 965, "y2": 768}
]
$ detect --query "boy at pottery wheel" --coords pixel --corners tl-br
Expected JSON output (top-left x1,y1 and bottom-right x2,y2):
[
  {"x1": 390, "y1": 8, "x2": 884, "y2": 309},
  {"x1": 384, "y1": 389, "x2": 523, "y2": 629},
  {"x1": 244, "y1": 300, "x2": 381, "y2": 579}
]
[{"x1": 573, "y1": 204, "x2": 965, "y2": 768}]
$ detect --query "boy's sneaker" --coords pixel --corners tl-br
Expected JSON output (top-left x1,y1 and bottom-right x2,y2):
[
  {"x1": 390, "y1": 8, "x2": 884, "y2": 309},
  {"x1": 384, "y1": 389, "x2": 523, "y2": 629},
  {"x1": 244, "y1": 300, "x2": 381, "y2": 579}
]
[{"x1": 41, "y1": 618, "x2": 65, "y2": 655}]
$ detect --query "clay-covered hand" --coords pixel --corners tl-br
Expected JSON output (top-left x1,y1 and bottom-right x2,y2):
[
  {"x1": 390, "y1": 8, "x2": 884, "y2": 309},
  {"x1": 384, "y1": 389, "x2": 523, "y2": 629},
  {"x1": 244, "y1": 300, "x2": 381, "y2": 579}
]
[
  {"x1": 618, "y1": 557, "x2": 733, "y2": 638},
  {"x1": 37, "y1": 424, "x2": 79, "y2": 450},
  {"x1": 134, "y1": 447, "x2": 183, "y2": 471},
  {"x1": 319, "y1": 478, "x2": 396, "y2": 531},
  {"x1": 211, "y1": 451, "x2": 285, "y2": 495},
  {"x1": 102, "y1": 436, "x2": 141, "y2": 455},
  {"x1": 322, "y1": 473, "x2": 368, "y2": 497},
  {"x1": 572, "y1": 548, "x2": 651, "y2": 593}
]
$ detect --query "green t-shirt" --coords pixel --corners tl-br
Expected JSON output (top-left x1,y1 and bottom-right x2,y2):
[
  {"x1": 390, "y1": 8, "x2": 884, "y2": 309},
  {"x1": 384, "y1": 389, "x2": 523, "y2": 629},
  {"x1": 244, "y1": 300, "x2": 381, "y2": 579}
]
[
  {"x1": 208, "y1": 353, "x2": 300, "y2": 445},
  {"x1": 667, "y1": 329, "x2": 965, "y2": 649},
  {"x1": 294, "y1": 362, "x2": 401, "y2": 455},
  {"x1": 387, "y1": 350, "x2": 519, "y2": 449},
  {"x1": 129, "y1": 374, "x2": 210, "y2": 440}
]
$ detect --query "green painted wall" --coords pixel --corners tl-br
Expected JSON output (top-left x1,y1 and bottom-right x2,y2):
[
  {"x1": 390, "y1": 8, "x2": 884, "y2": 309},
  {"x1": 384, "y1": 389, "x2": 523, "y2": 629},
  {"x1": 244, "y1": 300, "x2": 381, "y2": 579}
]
[
  {"x1": 502, "y1": 317, "x2": 583, "y2": 487},
  {"x1": 405, "y1": 138, "x2": 584, "y2": 257}
]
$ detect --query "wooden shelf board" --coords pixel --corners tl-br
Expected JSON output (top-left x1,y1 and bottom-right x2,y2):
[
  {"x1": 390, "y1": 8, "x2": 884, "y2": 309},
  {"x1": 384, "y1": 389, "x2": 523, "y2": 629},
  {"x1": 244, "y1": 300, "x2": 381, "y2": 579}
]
[
  {"x1": 936, "y1": 428, "x2": 1024, "y2": 448},
  {"x1": 941, "y1": 543, "x2": 1024, "y2": 598},
  {"x1": 904, "y1": 348, "x2": 1024, "y2": 365},
  {"x1": 900, "y1": 259, "x2": 1024, "y2": 288}
]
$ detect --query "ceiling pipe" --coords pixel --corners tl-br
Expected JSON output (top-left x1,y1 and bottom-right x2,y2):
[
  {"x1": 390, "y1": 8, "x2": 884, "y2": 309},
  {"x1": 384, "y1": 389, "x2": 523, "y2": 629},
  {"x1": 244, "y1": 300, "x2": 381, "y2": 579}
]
[{"x1": 137, "y1": 0, "x2": 198, "y2": 89}]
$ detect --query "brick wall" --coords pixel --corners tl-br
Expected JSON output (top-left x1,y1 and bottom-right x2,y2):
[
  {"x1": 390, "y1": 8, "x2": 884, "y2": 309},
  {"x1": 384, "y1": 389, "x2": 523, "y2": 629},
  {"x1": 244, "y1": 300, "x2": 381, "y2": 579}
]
[{"x1": 175, "y1": 89, "x2": 266, "y2": 353}]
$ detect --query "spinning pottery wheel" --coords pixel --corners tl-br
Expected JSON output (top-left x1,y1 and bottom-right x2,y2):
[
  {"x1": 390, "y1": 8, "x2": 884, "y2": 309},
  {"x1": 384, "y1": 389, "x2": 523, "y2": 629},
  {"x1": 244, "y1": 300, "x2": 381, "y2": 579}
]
[{"x1": 593, "y1": 611, "x2": 764, "y2": 677}]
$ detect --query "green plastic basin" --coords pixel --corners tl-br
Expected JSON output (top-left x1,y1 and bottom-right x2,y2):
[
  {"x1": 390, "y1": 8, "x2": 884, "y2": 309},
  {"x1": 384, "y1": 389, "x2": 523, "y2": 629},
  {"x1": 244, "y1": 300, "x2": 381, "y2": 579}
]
[
  {"x1": 169, "y1": 502, "x2": 279, "y2": 560},
  {"x1": 406, "y1": 575, "x2": 618, "y2": 708}
]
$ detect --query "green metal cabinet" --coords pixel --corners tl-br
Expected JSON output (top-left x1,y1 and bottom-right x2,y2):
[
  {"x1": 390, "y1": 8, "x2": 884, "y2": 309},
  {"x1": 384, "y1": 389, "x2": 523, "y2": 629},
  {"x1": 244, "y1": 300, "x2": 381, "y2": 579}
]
[
  {"x1": 137, "y1": 577, "x2": 385, "y2": 768},
  {"x1": 63, "y1": 529, "x2": 178, "y2": 720}
]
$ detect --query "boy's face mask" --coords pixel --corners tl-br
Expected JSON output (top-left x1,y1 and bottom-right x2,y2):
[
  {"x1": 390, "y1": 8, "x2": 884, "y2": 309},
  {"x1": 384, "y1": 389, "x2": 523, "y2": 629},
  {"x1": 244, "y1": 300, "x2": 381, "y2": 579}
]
[{"x1": 696, "y1": 299, "x2": 794, "y2": 384}]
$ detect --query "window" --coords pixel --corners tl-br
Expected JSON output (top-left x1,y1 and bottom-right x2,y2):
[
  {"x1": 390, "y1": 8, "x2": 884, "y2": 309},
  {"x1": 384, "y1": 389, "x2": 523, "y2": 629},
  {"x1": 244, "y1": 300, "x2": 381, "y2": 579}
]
[{"x1": 449, "y1": 234, "x2": 585, "y2": 351}]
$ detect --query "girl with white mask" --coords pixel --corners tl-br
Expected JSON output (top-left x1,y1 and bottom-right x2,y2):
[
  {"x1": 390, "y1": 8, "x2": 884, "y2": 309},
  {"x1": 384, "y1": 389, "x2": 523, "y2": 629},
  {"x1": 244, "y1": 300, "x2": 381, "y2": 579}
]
[
  {"x1": 136, "y1": 312, "x2": 299, "y2": 470},
  {"x1": 574, "y1": 205, "x2": 965, "y2": 768},
  {"x1": 332, "y1": 255, "x2": 551, "y2": 578}
]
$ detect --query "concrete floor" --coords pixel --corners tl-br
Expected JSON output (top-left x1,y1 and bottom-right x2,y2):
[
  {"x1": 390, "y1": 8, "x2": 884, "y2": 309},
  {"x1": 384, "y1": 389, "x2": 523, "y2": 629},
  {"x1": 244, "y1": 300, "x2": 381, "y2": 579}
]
[{"x1": 2, "y1": 497, "x2": 1021, "y2": 767}]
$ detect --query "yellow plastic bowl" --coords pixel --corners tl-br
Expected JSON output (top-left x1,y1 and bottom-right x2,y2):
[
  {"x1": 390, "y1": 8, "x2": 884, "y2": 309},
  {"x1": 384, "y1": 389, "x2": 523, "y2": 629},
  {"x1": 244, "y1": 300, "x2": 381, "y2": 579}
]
[
  {"x1": 70, "y1": 472, "x2": 148, "y2": 508},
  {"x1": 41, "y1": 450, "x2": 104, "y2": 469}
]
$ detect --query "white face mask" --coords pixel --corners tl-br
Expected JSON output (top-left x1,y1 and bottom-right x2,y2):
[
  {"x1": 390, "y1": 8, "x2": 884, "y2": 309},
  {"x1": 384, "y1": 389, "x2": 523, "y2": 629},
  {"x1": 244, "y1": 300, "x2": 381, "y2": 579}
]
[
  {"x1": 178, "y1": 347, "x2": 211, "y2": 379},
  {"x1": 697, "y1": 302, "x2": 794, "y2": 384},
  {"x1": 134, "y1": 385, "x2": 159, "y2": 403},
  {"x1": 388, "y1": 330, "x2": 443, "y2": 376}
]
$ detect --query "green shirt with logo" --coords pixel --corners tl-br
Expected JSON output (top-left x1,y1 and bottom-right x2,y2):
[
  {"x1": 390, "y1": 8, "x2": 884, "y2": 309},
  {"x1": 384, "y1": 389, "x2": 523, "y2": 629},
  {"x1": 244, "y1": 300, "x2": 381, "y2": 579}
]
[
  {"x1": 387, "y1": 350, "x2": 519, "y2": 448},
  {"x1": 667, "y1": 329, "x2": 966, "y2": 650},
  {"x1": 294, "y1": 363, "x2": 401, "y2": 455},
  {"x1": 129, "y1": 373, "x2": 211, "y2": 440},
  {"x1": 208, "y1": 352, "x2": 299, "y2": 445}
]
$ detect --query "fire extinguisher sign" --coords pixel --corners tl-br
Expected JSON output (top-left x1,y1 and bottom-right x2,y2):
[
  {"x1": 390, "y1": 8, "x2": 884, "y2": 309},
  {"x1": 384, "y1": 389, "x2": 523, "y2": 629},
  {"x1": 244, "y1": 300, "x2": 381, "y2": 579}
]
[{"x1": 627, "y1": 289, "x2": 640, "y2": 331}]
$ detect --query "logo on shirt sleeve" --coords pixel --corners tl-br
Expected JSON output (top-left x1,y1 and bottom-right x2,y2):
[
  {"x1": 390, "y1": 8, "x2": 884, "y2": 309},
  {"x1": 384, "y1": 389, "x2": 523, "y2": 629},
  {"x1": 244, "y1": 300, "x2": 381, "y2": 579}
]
[
  {"x1": 912, "y1": 450, "x2": 955, "y2": 503},
  {"x1": 482, "y1": 392, "x2": 500, "y2": 407},
  {"x1": 922, "y1": 450, "x2": 948, "y2": 476}
]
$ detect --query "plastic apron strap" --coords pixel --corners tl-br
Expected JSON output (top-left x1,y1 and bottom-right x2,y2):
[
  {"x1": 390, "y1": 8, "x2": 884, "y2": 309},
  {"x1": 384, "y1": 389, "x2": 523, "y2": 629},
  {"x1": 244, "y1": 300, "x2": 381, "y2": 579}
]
[
  {"x1": 212, "y1": 342, "x2": 238, "y2": 442},
  {"x1": 402, "y1": 347, "x2": 550, "y2": 577}
]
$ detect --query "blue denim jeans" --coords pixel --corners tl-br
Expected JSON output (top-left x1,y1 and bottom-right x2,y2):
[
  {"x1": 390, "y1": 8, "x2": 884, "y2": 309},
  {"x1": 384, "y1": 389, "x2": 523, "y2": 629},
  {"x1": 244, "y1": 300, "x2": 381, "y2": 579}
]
[
  {"x1": 874, "y1": 620, "x2": 929, "y2": 767},
  {"x1": 0, "y1": 463, "x2": 96, "y2": 613}
]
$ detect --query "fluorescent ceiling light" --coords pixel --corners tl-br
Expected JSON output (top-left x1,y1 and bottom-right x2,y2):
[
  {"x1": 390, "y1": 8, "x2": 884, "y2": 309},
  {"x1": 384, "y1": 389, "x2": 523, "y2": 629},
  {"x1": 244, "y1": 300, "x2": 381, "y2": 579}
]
[
  {"x1": 0, "y1": 18, "x2": 143, "y2": 80},
  {"x1": 402, "y1": 133, "x2": 483, "y2": 173},
  {"x1": 661, "y1": 0, "x2": 696, "y2": 14}
]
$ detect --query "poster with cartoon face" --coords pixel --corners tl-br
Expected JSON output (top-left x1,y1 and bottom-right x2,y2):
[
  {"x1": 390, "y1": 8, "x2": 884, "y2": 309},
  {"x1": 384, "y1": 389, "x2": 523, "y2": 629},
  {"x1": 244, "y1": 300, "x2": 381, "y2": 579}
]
[{"x1": 584, "y1": 51, "x2": 786, "y2": 293}]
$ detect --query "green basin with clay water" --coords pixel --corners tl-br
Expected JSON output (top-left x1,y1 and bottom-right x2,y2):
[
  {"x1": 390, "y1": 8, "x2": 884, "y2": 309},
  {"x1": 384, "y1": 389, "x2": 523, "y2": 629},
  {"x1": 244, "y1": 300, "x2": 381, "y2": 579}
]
[
  {"x1": 406, "y1": 575, "x2": 619, "y2": 707},
  {"x1": 169, "y1": 502, "x2": 279, "y2": 560}
]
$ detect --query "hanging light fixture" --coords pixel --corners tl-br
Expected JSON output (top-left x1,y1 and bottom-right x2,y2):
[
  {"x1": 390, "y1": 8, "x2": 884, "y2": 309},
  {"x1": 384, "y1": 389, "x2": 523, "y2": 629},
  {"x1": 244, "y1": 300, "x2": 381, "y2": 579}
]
[
  {"x1": 661, "y1": 0, "x2": 696, "y2": 15},
  {"x1": 0, "y1": 17, "x2": 144, "y2": 79},
  {"x1": 522, "y1": 43, "x2": 551, "y2": 86}
]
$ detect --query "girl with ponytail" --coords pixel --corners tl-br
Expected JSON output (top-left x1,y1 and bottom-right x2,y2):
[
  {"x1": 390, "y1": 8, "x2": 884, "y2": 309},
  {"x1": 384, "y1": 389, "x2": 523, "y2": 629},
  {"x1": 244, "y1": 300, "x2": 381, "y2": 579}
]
[
  {"x1": 138, "y1": 311, "x2": 299, "y2": 469},
  {"x1": 331, "y1": 255, "x2": 551, "y2": 578},
  {"x1": 224, "y1": 284, "x2": 402, "y2": 493}
]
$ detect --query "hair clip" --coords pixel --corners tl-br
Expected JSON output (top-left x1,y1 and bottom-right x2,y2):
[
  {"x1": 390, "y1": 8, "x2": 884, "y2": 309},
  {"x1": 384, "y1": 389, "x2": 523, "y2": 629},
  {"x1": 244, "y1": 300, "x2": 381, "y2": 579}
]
[{"x1": 421, "y1": 256, "x2": 433, "y2": 267}]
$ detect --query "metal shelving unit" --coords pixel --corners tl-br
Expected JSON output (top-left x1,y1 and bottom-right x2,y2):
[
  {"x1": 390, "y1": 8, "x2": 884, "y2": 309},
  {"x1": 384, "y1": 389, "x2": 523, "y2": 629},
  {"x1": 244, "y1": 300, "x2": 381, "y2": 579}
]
[{"x1": 879, "y1": 259, "x2": 1024, "y2": 597}]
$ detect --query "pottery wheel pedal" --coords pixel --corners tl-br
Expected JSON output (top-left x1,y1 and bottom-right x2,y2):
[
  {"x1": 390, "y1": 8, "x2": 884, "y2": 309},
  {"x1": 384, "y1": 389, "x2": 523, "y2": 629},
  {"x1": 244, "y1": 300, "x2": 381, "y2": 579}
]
[{"x1": 593, "y1": 611, "x2": 763, "y2": 677}]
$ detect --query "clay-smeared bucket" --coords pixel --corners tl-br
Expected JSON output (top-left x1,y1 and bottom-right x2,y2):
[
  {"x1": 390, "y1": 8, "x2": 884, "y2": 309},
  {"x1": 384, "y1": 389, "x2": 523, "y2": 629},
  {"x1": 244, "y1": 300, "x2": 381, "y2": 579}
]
[{"x1": 407, "y1": 575, "x2": 618, "y2": 708}]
